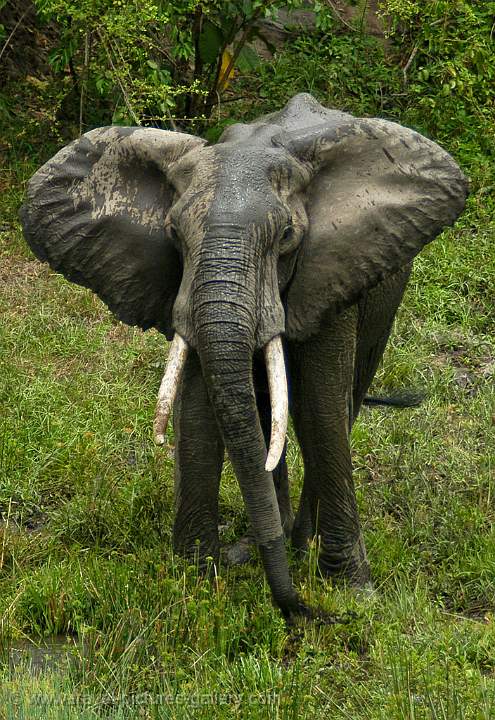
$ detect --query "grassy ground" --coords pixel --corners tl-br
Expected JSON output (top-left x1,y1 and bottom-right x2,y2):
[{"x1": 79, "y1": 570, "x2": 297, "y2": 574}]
[{"x1": 1, "y1": 61, "x2": 495, "y2": 720}]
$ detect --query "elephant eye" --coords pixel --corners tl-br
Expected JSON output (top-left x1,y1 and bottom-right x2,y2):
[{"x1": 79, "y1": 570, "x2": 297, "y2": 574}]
[
  {"x1": 168, "y1": 224, "x2": 181, "y2": 249},
  {"x1": 281, "y1": 225, "x2": 293, "y2": 243},
  {"x1": 279, "y1": 223, "x2": 300, "y2": 256}
]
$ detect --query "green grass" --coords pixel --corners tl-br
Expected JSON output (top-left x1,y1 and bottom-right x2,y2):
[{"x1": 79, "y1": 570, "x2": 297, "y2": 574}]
[
  {"x1": 1, "y1": 54, "x2": 495, "y2": 720},
  {"x1": 1, "y1": 176, "x2": 494, "y2": 718}
]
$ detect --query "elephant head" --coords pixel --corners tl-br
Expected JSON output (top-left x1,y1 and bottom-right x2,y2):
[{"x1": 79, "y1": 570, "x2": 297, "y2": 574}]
[{"x1": 21, "y1": 94, "x2": 467, "y2": 616}]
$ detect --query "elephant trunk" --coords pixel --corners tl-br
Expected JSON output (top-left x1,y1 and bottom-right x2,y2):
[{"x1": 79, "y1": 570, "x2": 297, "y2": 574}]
[
  {"x1": 197, "y1": 329, "x2": 297, "y2": 611},
  {"x1": 153, "y1": 234, "x2": 299, "y2": 614},
  {"x1": 192, "y1": 242, "x2": 299, "y2": 613}
]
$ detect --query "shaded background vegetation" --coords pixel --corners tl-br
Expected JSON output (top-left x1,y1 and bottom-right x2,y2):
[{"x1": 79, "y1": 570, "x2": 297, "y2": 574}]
[
  {"x1": 1, "y1": 1, "x2": 494, "y2": 154},
  {"x1": 0, "y1": 1, "x2": 494, "y2": 717}
]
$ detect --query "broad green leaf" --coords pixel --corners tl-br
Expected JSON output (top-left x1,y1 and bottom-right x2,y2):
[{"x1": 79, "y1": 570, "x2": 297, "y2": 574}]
[
  {"x1": 236, "y1": 44, "x2": 261, "y2": 71},
  {"x1": 199, "y1": 20, "x2": 225, "y2": 65}
]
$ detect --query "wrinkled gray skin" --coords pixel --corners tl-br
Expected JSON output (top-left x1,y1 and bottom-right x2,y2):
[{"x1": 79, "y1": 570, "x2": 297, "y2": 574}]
[{"x1": 21, "y1": 94, "x2": 468, "y2": 620}]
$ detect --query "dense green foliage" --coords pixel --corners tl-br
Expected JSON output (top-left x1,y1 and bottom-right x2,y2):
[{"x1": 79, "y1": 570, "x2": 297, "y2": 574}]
[
  {"x1": 0, "y1": 0, "x2": 494, "y2": 717},
  {"x1": 382, "y1": 1, "x2": 494, "y2": 171},
  {"x1": 24, "y1": 0, "x2": 332, "y2": 131}
]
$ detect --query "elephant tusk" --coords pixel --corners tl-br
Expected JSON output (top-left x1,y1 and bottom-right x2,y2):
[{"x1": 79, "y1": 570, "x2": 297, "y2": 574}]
[
  {"x1": 264, "y1": 335, "x2": 288, "y2": 472},
  {"x1": 153, "y1": 333, "x2": 188, "y2": 445}
]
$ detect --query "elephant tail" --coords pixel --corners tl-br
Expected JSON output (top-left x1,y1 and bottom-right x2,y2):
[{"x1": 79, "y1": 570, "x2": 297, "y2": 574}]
[{"x1": 363, "y1": 390, "x2": 424, "y2": 408}]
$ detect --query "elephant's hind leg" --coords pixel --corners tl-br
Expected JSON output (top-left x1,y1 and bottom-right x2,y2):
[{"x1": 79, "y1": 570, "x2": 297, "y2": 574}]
[
  {"x1": 173, "y1": 351, "x2": 224, "y2": 568},
  {"x1": 288, "y1": 306, "x2": 370, "y2": 586},
  {"x1": 353, "y1": 265, "x2": 412, "y2": 421}
]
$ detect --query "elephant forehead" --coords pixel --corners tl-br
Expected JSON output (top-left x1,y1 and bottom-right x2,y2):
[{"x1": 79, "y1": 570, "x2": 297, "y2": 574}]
[
  {"x1": 214, "y1": 142, "x2": 310, "y2": 198},
  {"x1": 209, "y1": 146, "x2": 281, "y2": 199},
  {"x1": 172, "y1": 143, "x2": 296, "y2": 226},
  {"x1": 217, "y1": 120, "x2": 281, "y2": 144}
]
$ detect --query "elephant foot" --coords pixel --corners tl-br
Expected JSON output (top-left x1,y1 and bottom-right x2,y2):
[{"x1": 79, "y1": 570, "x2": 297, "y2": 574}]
[
  {"x1": 318, "y1": 533, "x2": 371, "y2": 588},
  {"x1": 321, "y1": 561, "x2": 372, "y2": 588},
  {"x1": 281, "y1": 513, "x2": 295, "y2": 539},
  {"x1": 283, "y1": 600, "x2": 359, "y2": 627},
  {"x1": 221, "y1": 537, "x2": 254, "y2": 566},
  {"x1": 172, "y1": 532, "x2": 220, "y2": 573},
  {"x1": 290, "y1": 495, "x2": 312, "y2": 551},
  {"x1": 291, "y1": 528, "x2": 311, "y2": 554}
]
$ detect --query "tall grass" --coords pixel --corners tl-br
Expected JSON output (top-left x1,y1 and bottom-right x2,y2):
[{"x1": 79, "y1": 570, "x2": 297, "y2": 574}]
[{"x1": 0, "y1": 16, "x2": 494, "y2": 719}]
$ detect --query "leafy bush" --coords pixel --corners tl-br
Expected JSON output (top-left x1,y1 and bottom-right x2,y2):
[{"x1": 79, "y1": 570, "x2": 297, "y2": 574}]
[
  {"x1": 241, "y1": 31, "x2": 403, "y2": 120},
  {"x1": 228, "y1": 0, "x2": 494, "y2": 197},
  {"x1": 380, "y1": 0, "x2": 495, "y2": 160},
  {"x1": 29, "y1": 0, "x2": 332, "y2": 132}
]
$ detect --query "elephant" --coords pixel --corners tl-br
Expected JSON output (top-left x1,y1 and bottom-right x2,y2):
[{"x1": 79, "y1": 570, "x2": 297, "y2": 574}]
[{"x1": 20, "y1": 93, "x2": 467, "y2": 620}]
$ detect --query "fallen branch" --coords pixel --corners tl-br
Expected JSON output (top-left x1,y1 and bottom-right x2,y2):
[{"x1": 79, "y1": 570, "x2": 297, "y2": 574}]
[
  {"x1": 403, "y1": 44, "x2": 419, "y2": 85},
  {"x1": 0, "y1": 7, "x2": 30, "y2": 64},
  {"x1": 324, "y1": 0, "x2": 357, "y2": 33}
]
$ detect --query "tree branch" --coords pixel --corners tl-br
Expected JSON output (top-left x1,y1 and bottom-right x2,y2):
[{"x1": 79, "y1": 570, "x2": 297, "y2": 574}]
[
  {"x1": 323, "y1": 0, "x2": 356, "y2": 32},
  {"x1": 79, "y1": 31, "x2": 91, "y2": 135},
  {"x1": 96, "y1": 29, "x2": 140, "y2": 125},
  {"x1": 402, "y1": 44, "x2": 419, "y2": 85},
  {"x1": 0, "y1": 7, "x2": 30, "y2": 64}
]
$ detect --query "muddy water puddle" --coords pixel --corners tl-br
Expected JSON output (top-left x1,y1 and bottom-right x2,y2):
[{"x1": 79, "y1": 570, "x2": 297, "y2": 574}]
[{"x1": 6, "y1": 635, "x2": 82, "y2": 674}]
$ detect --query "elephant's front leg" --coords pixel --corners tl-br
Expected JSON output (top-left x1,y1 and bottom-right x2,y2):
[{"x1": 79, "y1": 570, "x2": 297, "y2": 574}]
[
  {"x1": 288, "y1": 306, "x2": 370, "y2": 585},
  {"x1": 173, "y1": 351, "x2": 224, "y2": 567}
]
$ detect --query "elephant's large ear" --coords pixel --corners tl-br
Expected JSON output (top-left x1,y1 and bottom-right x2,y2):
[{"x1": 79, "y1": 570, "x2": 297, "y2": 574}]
[
  {"x1": 20, "y1": 126, "x2": 206, "y2": 338},
  {"x1": 274, "y1": 111, "x2": 468, "y2": 340}
]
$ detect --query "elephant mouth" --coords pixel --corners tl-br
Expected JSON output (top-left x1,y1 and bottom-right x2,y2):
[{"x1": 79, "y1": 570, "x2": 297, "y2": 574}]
[{"x1": 153, "y1": 332, "x2": 288, "y2": 472}]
